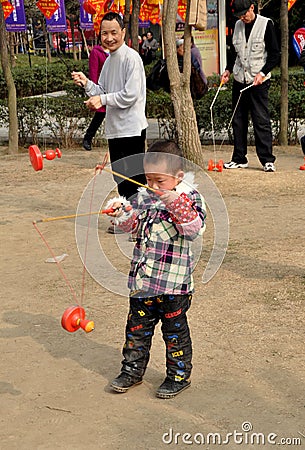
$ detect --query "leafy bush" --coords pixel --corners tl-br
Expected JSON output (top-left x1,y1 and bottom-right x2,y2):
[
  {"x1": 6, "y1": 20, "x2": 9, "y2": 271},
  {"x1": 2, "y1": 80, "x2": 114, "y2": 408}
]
[
  {"x1": 0, "y1": 59, "x2": 88, "y2": 99},
  {"x1": 0, "y1": 88, "x2": 92, "y2": 148}
]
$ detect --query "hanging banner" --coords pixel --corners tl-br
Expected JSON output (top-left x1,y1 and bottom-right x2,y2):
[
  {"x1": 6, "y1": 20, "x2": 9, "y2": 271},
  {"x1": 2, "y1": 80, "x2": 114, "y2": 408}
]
[
  {"x1": 46, "y1": 0, "x2": 67, "y2": 32},
  {"x1": 36, "y1": 0, "x2": 59, "y2": 19},
  {"x1": 288, "y1": 0, "x2": 298, "y2": 10},
  {"x1": 196, "y1": 28, "x2": 219, "y2": 77},
  {"x1": 5, "y1": 0, "x2": 26, "y2": 31},
  {"x1": 292, "y1": 27, "x2": 305, "y2": 58},
  {"x1": 79, "y1": 0, "x2": 94, "y2": 30},
  {"x1": 2, "y1": 1, "x2": 14, "y2": 20},
  {"x1": 139, "y1": 0, "x2": 160, "y2": 24}
]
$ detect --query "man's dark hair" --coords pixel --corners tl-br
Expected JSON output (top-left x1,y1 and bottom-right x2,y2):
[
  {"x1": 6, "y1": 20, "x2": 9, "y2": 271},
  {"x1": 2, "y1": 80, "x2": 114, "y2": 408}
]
[
  {"x1": 144, "y1": 140, "x2": 183, "y2": 174},
  {"x1": 101, "y1": 12, "x2": 125, "y2": 30}
]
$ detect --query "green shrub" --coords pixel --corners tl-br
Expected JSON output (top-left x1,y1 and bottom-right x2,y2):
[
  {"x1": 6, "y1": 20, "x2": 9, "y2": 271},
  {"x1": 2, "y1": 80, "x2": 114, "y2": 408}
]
[{"x1": 0, "y1": 59, "x2": 88, "y2": 99}]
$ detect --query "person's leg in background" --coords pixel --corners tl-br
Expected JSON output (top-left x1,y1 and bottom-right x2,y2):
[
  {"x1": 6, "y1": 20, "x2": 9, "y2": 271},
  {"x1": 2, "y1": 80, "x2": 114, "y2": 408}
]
[
  {"x1": 231, "y1": 81, "x2": 250, "y2": 165},
  {"x1": 83, "y1": 112, "x2": 105, "y2": 151},
  {"x1": 224, "y1": 80, "x2": 250, "y2": 169},
  {"x1": 301, "y1": 135, "x2": 305, "y2": 155},
  {"x1": 250, "y1": 80, "x2": 275, "y2": 169}
]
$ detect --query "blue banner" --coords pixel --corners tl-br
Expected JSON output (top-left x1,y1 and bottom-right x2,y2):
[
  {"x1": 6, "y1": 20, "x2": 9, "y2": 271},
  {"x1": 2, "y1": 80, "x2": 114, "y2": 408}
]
[
  {"x1": 5, "y1": 0, "x2": 27, "y2": 32},
  {"x1": 46, "y1": 0, "x2": 67, "y2": 32},
  {"x1": 79, "y1": 0, "x2": 94, "y2": 30}
]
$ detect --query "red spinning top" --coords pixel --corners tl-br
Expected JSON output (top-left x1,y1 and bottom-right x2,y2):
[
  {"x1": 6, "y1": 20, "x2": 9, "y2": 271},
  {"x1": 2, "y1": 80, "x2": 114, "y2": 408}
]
[
  {"x1": 29, "y1": 145, "x2": 62, "y2": 171},
  {"x1": 207, "y1": 159, "x2": 223, "y2": 172},
  {"x1": 61, "y1": 305, "x2": 95, "y2": 333}
]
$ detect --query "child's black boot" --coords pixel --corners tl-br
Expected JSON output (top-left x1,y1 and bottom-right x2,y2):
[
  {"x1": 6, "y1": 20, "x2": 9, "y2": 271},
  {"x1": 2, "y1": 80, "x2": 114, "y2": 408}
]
[
  {"x1": 110, "y1": 372, "x2": 143, "y2": 393},
  {"x1": 156, "y1": 377, "x2": 191, "y2": 399}
]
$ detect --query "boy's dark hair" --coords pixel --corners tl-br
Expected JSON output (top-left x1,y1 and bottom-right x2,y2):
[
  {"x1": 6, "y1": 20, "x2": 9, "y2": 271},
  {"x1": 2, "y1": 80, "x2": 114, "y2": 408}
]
[
  {"x1": 101, "y1": 12, "x2": 125, "y2": 30},
  {"x1": 144, "y1": 140, "x2": 183, "y2": 174}
]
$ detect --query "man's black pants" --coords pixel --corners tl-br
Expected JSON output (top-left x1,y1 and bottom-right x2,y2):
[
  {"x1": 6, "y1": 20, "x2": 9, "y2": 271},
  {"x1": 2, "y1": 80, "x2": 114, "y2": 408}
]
[
  {"x1": 120, "y1": 293, "x2": 193, "y2": 382},
  {"x1": 231, "y1": 79, "x2": 275, "y2": 166},
  {"x1": 108, "y1": 130, "x2": 146, "y2": 200}
]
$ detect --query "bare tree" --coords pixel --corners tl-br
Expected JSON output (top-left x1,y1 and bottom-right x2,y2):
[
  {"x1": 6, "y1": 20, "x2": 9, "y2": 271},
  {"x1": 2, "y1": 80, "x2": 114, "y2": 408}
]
[
  {"x1": 130, "y1": 0, "x2": 140, "y2": 51},
  {"x1": 257, "y1": 0, "x2": 273, "y2": 15},
  {"x1": 162, "y1": 0, "x2": 203, "y2": 166},
  {"x1": 279, "y1": 0, "x2": 288, "y2": 145},
  {"x1": 258, "y1": 0, "x2": 289, "y2": 145},
  {"x1": 124, "y1": 0, "x2": 131, "y2": 45},
  {"x1": 0, "y1": 3, "x2": 18, "y2": 154}
]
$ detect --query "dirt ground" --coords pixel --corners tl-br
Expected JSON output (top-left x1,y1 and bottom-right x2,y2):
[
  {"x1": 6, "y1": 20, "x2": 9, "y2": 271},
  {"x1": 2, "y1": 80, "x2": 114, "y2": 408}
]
[{"x1": 0, "y1": 144, "x2": 304, "y2": 450}]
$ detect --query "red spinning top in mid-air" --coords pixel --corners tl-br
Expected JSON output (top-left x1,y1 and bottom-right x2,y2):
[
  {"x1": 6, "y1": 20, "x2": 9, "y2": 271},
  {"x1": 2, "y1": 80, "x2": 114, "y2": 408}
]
[{"x1": 29, "y1": 145, "x2": 62, "y2": 171}]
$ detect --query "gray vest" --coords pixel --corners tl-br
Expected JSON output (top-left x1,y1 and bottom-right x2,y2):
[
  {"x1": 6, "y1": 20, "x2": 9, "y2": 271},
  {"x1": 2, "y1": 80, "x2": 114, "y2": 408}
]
[{"x1": 233, "y1": 15, "x2": 271, "y2": 84}]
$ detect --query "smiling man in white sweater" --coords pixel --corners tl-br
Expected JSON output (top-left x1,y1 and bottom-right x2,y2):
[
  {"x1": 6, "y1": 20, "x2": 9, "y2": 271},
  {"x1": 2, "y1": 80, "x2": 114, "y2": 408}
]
[{"x1": 72, "y1": 12, "x2": 148, "y2": 225}]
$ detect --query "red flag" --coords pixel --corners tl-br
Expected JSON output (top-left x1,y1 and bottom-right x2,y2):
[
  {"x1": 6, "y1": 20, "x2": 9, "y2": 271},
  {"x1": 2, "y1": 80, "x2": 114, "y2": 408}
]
[
  {"x1": 36, "y1": 0, "x2": 59, "y2": 19},
  {"x1": 288, "y1": 0, "x2": 298, "y2": 10},
  {"x1": 2, "y1": 1, "x2": 14, "y2": 19}
]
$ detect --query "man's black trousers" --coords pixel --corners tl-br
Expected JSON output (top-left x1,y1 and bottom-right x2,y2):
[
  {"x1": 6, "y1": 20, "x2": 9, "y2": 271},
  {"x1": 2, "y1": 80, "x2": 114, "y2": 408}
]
[
  {"x1": 108, "y1": 129, "x2": 146, "y2": 200},
  {"x1": 231, "y1": 79, "x2": 275, "y2": 166}
]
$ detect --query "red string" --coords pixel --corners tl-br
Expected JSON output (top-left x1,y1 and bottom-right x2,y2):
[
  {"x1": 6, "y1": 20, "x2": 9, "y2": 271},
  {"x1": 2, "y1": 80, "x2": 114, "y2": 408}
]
[
  {"x1": 32, "y1": 152, "x2": 109, "y2": 308},
  {"x1": 80, "y1": 169, "x2": 98, "y2": 304}
]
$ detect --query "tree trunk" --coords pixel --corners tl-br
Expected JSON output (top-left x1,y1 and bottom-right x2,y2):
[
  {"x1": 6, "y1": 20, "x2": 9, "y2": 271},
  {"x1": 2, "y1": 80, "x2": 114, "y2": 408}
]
[
  {"x1": 279, "y1": 0, "x2": 288, "y2": 145},
  {"x1": 124, "y1": 0, "x2": 131, "y2": 45},
  {"x1": 42, "y1": 20, "x2": 52, "y2": 62},
  {"x1": 0, "y1": 4, "x2": 18, "y2": 154},
  {"x1": 162, "y1": 0, "x2": 203, "y2": 166},
  {"x1": 131, "y1": 0, "x2": 140, "y2": 51},
  {"x1": 68, "y1": 17, "x2": 77, "y2": 61},
  {"x1": 9, "y1": 32, "x2": 16, "y2": 68}
]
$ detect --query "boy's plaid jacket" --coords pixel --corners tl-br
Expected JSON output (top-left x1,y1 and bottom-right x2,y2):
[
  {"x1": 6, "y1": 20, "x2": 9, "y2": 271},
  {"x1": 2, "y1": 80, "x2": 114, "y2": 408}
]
[{"x1": 107, "y1": 173, "x2": 206, "y2": 296}]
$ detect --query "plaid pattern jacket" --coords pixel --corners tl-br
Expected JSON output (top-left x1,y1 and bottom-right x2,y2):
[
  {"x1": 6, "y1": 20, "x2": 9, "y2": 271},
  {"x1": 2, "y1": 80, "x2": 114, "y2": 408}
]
[{"x1": 108, "y1": 173, "x2": 206, "y2": 296}]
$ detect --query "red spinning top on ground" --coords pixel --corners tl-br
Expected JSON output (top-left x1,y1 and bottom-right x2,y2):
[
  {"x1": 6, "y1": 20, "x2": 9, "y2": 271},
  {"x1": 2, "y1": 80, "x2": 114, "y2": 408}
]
[
  {"x1": 208, "y1": 159, "x2": 223, "y2": 172},
  {"x1": 300, "y1": 157, "x2": 305, "y2": 170},
  {"x1": 61, "y1": 305, "x2": 95, "y2": 333},
  {"x1": 29, "y1": 145, "x2": 62, "y2": 171}
]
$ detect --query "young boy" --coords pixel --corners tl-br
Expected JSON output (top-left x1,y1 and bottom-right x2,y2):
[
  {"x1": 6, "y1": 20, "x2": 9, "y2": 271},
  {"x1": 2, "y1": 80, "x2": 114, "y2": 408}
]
[{"x1": 106, "y1": 140, "x2": 206, "y2": 398}]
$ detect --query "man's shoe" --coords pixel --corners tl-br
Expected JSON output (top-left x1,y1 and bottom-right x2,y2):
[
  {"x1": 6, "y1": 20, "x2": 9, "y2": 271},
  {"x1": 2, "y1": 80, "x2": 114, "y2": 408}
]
[
  {"x1": 156, "y1": 377, "x2": 191, "y2": 399},
  {"x1": 83, "y1": 138, "x2": 92, "y2": 151},
  {"x1": 263, "y1": 162, "x2": 276, "y2": 172},
  {"x1": 110, "y1": 372, "x2": 143, "y2": 393},
  {"x1": 224, "y1": 161, "x2": 248, "y2": 169},
  {"x1": 107, "y1": 224, "x2": 125, "y2": 234}
]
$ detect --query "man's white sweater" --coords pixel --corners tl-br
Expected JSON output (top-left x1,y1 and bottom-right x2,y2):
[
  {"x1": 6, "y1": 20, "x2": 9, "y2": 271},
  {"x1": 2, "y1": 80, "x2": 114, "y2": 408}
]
[{"x1": 85, "y1": 43, "x2": 148, "y2": 139}]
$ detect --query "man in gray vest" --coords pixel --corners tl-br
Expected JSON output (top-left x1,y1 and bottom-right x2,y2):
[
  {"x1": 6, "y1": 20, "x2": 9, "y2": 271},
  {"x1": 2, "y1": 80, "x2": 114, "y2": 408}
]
[{"x1": 221, "y1": 0, "x2": 279, "y2": 172}]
